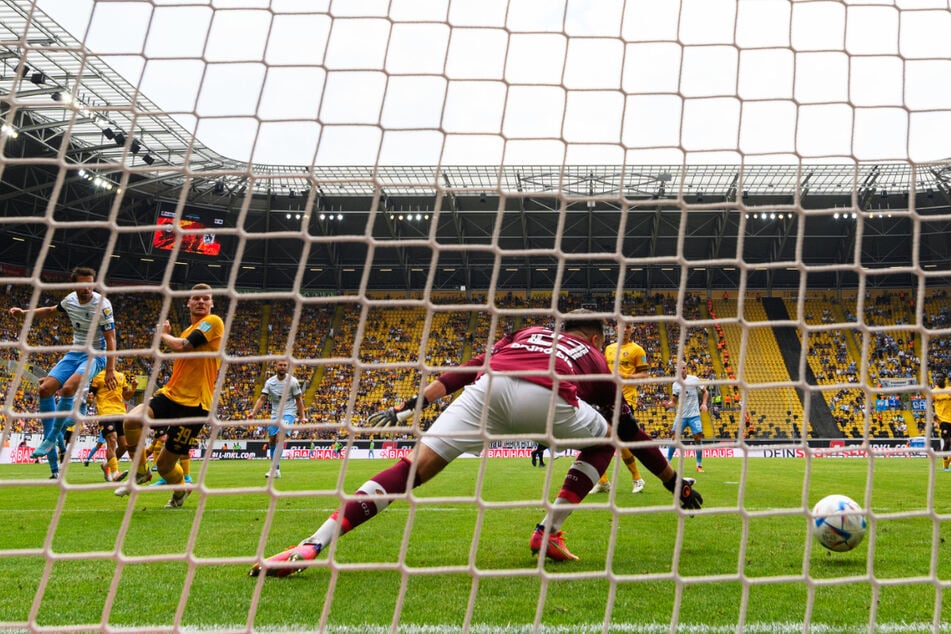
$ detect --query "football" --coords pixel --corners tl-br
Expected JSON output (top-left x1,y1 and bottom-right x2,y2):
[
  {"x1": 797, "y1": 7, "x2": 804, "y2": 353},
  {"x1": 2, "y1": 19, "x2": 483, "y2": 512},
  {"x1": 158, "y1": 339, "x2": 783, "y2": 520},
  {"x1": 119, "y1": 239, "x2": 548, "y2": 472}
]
[{"x1": 811, "y1": 494, "x2": 867, "y2": 552}]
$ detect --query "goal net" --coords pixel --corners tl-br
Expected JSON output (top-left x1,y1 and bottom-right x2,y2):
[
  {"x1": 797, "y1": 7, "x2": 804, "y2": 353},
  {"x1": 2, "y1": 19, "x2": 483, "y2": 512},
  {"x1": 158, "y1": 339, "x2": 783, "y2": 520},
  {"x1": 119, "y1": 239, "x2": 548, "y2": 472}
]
[{"x1": 1, "y1": 0, "x2": 950, "y2": 632}]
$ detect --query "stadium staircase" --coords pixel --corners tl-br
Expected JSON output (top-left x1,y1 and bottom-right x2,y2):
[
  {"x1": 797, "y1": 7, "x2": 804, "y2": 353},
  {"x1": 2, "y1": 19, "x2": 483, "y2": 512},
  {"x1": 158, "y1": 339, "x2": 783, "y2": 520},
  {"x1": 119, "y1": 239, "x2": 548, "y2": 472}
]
[
  {"x1": 704, "y1": 323, "x2": 728, "y2": 381},
  {"x1": 462, "y1": 312, "x2": 479, "y2": 363},
  {"x1": 761, "y1": 297, "x2": 840, "y2": 438},
  {"x1": 254, "y1": 303, "x2": 271, "y2": 394},
  {"x1": 656, "y1": 303, "x2": 671, "y2": 362},
  {"x1": 303, "y1": 304, "x2": 344, "y2": 405},
  {"x1": 832, "y1": 302, "x2": 864, "y2": 363},
  {"x1": 713, "y1": 298, "x2": 806, "y2": 438}
]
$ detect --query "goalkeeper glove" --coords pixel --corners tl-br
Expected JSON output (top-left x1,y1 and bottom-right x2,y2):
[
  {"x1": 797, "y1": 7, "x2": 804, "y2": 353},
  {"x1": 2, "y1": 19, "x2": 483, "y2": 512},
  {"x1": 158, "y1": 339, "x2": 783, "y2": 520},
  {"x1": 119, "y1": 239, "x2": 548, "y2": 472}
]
[
  {"x1": 663, "y1": 475, "x2": 703, "y2": 510},
  {"x1": 367, "y1": 394, "x2": 429, "y2": 428}
]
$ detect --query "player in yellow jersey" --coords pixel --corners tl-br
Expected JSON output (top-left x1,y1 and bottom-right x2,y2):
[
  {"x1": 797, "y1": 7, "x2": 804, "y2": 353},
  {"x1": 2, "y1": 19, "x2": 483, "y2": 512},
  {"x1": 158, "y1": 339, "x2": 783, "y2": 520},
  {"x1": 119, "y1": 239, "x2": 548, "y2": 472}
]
[
  {"x1": 115, "y1": 284, "x2": 224, "y2": 507},
  {"x1": 933, "y1": 373, "x2": 951, "y2": 472},
  {"x1": 88, "y1": 366, "x2": 136, "y2": 482},
  {"x1": 591, "y1": 318, "x2": 650, "y2": 494}
]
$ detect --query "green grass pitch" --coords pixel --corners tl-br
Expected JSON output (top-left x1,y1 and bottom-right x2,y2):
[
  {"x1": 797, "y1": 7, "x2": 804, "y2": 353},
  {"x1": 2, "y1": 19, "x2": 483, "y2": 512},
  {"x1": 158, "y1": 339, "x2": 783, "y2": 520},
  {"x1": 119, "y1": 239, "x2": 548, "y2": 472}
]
[{"x1": 1, "y1": 455, "x2": 949, "y2": 632}]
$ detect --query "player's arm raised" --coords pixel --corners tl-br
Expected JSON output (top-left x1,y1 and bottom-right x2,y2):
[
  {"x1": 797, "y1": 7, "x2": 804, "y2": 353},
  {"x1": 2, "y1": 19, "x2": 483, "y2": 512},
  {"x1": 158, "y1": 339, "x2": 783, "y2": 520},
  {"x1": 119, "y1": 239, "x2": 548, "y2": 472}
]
[
  {"x1": 8, "y1": 304, "x2": 59, "y2": 319},
  {"x1": 160, "y1": 319, "x2": 208, "y2": 352},
  {"x1": 121, "y1": 376, "x2": 137, "y2": 402}
]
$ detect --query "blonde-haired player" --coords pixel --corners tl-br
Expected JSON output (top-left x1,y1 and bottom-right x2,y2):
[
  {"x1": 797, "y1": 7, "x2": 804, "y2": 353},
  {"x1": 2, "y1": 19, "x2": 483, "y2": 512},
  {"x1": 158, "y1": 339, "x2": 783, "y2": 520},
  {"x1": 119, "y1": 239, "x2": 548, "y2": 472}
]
[
  {"x1": 115, "y1": 284, "x2": 224, "y2": 508},
  {"x1": 591, "y1": 318, "x2": 649, "y2": 494}
]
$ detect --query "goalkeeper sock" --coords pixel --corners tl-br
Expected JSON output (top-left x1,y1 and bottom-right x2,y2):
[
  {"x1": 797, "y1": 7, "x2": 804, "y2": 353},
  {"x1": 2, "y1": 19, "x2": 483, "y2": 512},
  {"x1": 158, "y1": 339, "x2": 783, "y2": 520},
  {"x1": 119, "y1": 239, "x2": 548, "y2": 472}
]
[
  {"x1": 542, "y1": 445, "x2": 622, "y2": 530},
  {"x1": 554, "y1": 444, "x2": 614, "y2": 506},
  {"x1": 666, "y1": 445, "x2": 675, "y2": 461},
  {"x1": 333, "y1": 458, "x2": 418, "y2": 535}
]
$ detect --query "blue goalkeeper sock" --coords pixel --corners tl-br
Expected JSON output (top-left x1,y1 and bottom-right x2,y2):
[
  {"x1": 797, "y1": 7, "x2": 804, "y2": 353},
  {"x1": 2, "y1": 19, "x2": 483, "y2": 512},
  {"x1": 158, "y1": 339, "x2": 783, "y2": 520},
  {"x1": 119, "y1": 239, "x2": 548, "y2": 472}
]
[
  {"x1": 695, "y1": 447, "x2": 703, "y2": 467},
  {"x1": 36, "y1": 398, "x2": 58, "y2": 463},
  {"x1": 666, "y1": 445, "x2": 674, "y2": 461},
  {"x1": 39, "y1": 396, "x2": 56, "y2": 415},
  {"x1": 85, "y1": 446, "x2": 97, "y2": 463},
  {"x1": 46, "y1": 430, "x2": 60, "y2": 476},
  {"x1": 51, "y1": 396, "x2": 75, "y2": 439}
]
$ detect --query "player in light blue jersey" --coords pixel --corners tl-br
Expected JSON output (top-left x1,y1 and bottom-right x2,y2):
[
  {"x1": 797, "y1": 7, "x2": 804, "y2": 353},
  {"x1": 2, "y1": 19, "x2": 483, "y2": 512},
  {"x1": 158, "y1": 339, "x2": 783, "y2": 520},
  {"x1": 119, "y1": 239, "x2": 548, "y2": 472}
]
[
  {"x1": 665, "y1": 363, "x2": 709, "y2": 472},
  {"x1": 8, "y1": 267, "x2": 117, "y2": 478},
  {"x1": 249, "y1": 359, "x2": 304, "y2": 479}
]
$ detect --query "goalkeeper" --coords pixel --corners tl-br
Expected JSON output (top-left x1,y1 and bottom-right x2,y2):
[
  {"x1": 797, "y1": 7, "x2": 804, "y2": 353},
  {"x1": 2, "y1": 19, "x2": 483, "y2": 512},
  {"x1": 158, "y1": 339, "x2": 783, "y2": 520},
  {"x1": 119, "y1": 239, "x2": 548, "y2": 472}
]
[{"x1": 252, "y1": 309, "x2": 703, "y2": 577}]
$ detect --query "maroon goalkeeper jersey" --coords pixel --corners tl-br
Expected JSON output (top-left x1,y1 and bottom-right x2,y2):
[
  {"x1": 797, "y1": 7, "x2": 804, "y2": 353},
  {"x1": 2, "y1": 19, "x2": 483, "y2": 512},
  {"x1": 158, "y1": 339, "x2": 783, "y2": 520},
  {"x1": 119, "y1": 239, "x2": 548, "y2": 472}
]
[{"x1": 438, "y1": 326, "x2": 617, "y2": 411}]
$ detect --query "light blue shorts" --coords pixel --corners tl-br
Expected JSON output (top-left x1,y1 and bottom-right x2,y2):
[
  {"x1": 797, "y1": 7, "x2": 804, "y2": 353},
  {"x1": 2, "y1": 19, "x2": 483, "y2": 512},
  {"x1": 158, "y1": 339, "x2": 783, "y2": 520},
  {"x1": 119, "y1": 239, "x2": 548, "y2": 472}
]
[
  {"x1": 47, "y1": 351, "x2": 105, "y2": 388},
  {"x1": 267, "y1": 413, "x2": 297, "y2": 438},
  {"x1": 675, "y1": 415, "x2": 704, "y2": 436}
]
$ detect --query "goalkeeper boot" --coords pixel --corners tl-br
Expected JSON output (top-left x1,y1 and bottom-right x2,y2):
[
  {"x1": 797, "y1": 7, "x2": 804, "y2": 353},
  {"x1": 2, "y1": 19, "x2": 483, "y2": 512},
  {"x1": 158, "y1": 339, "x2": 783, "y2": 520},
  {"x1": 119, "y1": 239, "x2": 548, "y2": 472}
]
[
  {"x1": 31, "y1": 438, "x2": 56, "y2": 460},
  {"x1": 165, "y1": 490, "x2": 191, "y2": 508},
  {"x1": 632, "y1": 478, "x2": 645, "y2": 494},
  {"x1": 250, "y1": 542, "x2": 322, "y2": 578},
  {"x1": 530, "y1": 526, "x2": 579, "y2": 562}
]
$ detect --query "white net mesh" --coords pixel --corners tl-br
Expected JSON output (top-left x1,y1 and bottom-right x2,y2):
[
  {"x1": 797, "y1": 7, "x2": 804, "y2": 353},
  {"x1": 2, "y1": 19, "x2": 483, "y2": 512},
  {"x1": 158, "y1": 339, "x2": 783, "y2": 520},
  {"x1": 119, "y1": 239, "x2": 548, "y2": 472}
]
[{"x1": 1, "y1": 1, "x2": 950, "y2": 632}]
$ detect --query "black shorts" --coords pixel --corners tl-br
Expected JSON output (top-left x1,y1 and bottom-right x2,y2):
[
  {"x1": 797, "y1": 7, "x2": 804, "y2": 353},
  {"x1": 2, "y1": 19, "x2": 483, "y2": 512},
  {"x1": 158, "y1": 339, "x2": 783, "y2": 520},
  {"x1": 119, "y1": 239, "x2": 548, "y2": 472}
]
[
  {"x1": 98, "y1": 416, "x2": 125, "y2": 437},
  {"x1": 148, "y1": 393, "x2": 208, "y2": 456}
]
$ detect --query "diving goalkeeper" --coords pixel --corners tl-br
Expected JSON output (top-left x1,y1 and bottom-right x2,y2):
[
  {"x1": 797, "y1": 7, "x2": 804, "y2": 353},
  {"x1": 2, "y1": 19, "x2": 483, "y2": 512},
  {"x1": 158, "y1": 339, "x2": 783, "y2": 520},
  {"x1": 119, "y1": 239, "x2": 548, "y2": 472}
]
[{"x1": 251, "y1": 309, "x2": 702, "y2": 577}]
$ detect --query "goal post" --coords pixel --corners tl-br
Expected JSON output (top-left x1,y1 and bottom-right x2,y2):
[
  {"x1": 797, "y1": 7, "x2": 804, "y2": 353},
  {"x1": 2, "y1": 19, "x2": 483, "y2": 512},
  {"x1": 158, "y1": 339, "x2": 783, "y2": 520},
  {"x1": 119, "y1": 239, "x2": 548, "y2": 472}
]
[{"x1": 0, "y1": 1, "x2": 950, "y2": 632}]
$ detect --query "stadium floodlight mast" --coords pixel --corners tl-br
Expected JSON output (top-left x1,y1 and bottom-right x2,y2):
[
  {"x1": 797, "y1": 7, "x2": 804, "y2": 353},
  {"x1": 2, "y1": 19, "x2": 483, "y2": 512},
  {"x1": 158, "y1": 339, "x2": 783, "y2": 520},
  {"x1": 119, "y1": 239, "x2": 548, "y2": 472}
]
[{"x1": 1, "y1": 1, "x2": 950, "y2": 633}]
